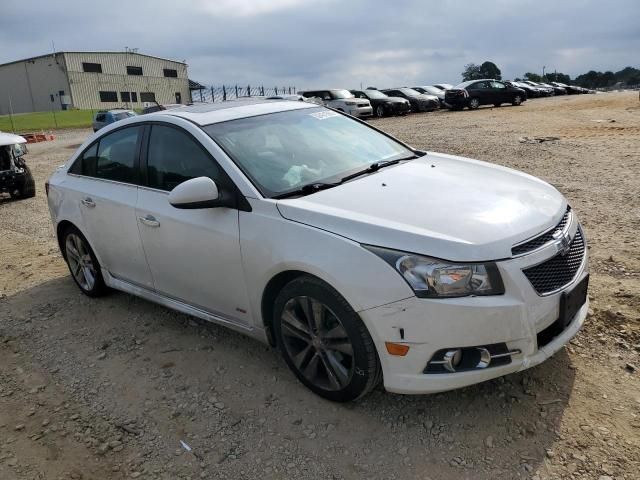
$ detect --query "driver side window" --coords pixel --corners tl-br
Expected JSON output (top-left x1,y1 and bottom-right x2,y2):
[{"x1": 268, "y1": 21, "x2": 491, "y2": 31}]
[{"x1": 146, "y1": 125, "x2": 221, "y2": 191}]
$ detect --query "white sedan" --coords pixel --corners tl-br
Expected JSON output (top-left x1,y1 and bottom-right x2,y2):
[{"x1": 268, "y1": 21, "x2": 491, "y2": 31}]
[{"x1": 46, "y1": 99, "x2": 589, "y2": 402}]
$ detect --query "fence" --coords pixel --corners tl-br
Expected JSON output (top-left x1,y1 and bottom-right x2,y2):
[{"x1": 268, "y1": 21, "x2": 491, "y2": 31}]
[{"x1": 190, "y1": 85, "x2": 298, "y2": 103}]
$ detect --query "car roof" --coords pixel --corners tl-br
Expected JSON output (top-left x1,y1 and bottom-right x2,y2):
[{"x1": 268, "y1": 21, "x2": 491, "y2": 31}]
[{"x1": 155, "y1": 98, "x2": 318, "y2": 125}]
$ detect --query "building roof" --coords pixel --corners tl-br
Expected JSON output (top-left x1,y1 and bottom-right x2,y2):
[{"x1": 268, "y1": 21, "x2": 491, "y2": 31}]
[
  {"x1": 155, "y1": 98, "x2": 317, "y2": 125},
  {"x1": 189, "y1": 79, "x2": 206, "y2": 90},
  {"x1": 0, "y1": 51, "x2": 187, "y2": 68}
]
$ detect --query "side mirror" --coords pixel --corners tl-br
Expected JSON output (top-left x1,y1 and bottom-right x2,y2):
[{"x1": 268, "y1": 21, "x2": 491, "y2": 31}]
[{"x1": 168, "y1": 177, "x2": 224, "y2": 209}]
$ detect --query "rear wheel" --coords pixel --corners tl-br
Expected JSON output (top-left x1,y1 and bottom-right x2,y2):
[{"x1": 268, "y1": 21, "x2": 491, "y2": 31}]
[
  {"x1": 273, "y1": 276, "x2": 381, "y2": 402},
  {"x1": 62, "y1": 226, "x2": 108, "y2": 297},
  {"x1": 468, "y1": 97, "x2": 480, "y2": 110},
  {"x1": 512, "y1": 95, "x2": 523, "y2": 106}
]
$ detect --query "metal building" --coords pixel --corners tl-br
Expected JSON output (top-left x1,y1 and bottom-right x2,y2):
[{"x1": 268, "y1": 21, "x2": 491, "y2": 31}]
[{"x1": 0, "y1": 51, "x2": 190, "y2": 114}]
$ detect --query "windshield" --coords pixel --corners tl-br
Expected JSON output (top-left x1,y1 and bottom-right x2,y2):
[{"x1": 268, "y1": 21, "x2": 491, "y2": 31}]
[
  {"x1": 332, "y1": 89, "x2": 354, "y2": 99},
  {"x1": 398, "y1": 88, "x2": 421, "y2": 96},
  {"x1": 363, "y1": 89, "x2": 388, "y2": 99},
  {"x1": 421, "y1": 86, "x2": 441, "y2": 95},
  {"x1": 204, "y1": 107, "x2": 413, "y2": 198},
  {"x1": 114, "y1": 111, "x2": 136, "y2": 121}
]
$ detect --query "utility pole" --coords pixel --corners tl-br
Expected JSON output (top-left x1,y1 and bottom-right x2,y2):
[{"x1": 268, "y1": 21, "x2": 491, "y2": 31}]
[{"x1": 542, "y1": 66, "x2": 546, "y2": 80}]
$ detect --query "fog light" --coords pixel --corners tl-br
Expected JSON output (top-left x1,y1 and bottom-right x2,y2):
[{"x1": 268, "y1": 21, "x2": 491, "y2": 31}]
[{"x1": 443, "y1": 349, "x2": 462, "y2": 372}]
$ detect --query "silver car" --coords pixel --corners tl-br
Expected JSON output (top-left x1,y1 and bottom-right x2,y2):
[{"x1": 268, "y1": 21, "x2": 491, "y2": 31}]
[
  {"x1": 92, "y1": 109, "x2": 137, "y2": 132},
  {"x1": 298, "y1": 89, "x2": 373, "y2": 118}
]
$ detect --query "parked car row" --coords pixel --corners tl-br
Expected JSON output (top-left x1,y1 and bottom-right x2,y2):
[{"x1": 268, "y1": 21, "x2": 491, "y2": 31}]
[
  {"x1": 505, "y1": 81, "x2": 595, "y2": 97},
  {"x1": 298, "y1": 85, "x2": 450, "y2": 118}
]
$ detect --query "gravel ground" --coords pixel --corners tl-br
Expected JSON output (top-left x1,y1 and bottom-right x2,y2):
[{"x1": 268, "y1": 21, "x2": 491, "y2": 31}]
[{"x1": 0, "y1": 92, "x2": 639, "y2": 480}]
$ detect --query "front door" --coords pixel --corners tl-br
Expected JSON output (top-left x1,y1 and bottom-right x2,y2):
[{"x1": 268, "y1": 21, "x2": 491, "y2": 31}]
[
  {"x1": 135, "y1": 123, "x2": 251, "y2": 323},
  {"x1": 490, "y1": 81, "x2": 509, "y2": 103}
]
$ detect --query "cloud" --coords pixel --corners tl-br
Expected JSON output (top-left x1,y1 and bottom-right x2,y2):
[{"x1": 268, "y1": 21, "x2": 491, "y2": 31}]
[{"x1": 0, "y1": 0, "x2": 638, "y2": 89}]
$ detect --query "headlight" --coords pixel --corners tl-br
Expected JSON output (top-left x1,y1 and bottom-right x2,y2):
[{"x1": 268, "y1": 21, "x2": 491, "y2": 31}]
[
  {"x1": 364, "y1": 245, "x2": 504, "y2": 298},
  {"x1": 344, "y1": 101, "x2": 357, "y2": 106}
]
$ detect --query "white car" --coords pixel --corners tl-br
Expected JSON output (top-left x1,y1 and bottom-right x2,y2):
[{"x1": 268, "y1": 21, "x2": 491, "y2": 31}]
[
  {"x1": 298, "y1": 89, "x2": 373, "y2": 118},
  {"x1": 46, "y1": 99, "x2": 589, "y2": 402}
]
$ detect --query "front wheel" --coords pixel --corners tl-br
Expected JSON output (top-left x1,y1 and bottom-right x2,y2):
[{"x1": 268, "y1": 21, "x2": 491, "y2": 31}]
[
  {"x1": 512, "y1": 95, "x2": 523, "y2": 106},
  {"x1": 9, "y1": 166, "x2": 36, "y2": 199},
  {"x1": 468, "y1": 97, "x2": 480, "y2": 110},
  {"x1": 375, "y1": 105, "x2": 385, "y2": 118},
  {"x1": 62, "y1": 226, "x2": 108, "y2": 297},
  {"x1": 273, "y1": 276, "x2": 381, "y2": 402}
]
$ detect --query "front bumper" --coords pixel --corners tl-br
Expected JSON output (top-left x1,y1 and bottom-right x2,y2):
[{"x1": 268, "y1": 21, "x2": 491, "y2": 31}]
[
  {"x1": 387, "y1": 102, "x2": 411, "y2": 115},
  {"x1": 348, "y1": 106, "x2": 373, "y2": 118},
  {"x1": 358, "y1": 233, "x2": 589, "y2": 395},
  {"x1": 418, "y1": 100, "x2": 439, "y2": 111},
  {"x1": 0, "y1": 169, "x2": 27, "y2": 193}
]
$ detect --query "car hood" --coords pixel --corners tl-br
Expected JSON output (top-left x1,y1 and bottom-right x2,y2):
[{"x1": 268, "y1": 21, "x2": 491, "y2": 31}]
[
  {"x1": 384, "y1": 97, "x2": 410, "y2": 104},
  {"x1": 276, "y1": 153, "x2": 566, "y2": 261},
  {"x1": 0, "y1": 131, "x2": 26, "y2": 147}
]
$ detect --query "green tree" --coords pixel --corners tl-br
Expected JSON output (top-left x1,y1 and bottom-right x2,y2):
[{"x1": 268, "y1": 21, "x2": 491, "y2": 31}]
[
  {"x1": 461, "y1": 63, "x2": 482, "y2": 81},
  {"x1": 479, "y1": 61, "x2": 502, "y2": 80},
  {"x1": 523, "y1": 72, "x2": 542, "y2": 82},
  {"x1": 545, "y1": 72, "x2": 571, "y2": 83}
]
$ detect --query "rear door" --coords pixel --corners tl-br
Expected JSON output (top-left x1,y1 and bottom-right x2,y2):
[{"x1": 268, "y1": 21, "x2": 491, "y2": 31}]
[
  {"x1": 67, "y1": 125, "x2": 154, "y2": 288},
  {"x1": 135, "y1": 123, "x2": 251, "y2": 324}
]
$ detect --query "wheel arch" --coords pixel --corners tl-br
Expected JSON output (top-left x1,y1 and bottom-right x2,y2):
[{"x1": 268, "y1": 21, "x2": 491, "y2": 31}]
[
  {"x1": 56, "y1": 219, "x2": 77, "y2": 260},
  {"x1": 261, "y1": 269, "x2": 314, "y2": 346}
]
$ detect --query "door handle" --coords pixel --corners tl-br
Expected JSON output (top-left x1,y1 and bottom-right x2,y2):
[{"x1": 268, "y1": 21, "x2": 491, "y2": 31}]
[
  {"x1": 81, "y1": 197, "x2": 96, "y2": 208},
  {"x1": 139, "y1": 214, "x2": 160, "y2": 228}
]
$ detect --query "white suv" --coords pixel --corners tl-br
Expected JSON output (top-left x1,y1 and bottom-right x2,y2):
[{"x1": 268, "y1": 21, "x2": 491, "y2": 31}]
[
  {"x1": 298, "y1": 89, "x2": 373, "y2": 118},
  {"x1": 47, "y1": 99, "x2": 588, "y2": 402}
]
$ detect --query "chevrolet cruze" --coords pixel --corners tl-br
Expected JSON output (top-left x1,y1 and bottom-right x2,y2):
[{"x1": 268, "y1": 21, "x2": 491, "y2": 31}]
[{"x1": 46, "y1": 99, "x2": 589, "y2": 402}]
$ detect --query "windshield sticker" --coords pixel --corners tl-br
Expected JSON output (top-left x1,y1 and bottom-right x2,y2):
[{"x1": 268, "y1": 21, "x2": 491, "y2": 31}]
[{"x1": 309, "y1": 111, "x2": 339, "y2": 120}]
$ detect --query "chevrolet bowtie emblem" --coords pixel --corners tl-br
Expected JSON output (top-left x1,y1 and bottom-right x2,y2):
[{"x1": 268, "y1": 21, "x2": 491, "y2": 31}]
[{"x1": 552, "y1": 230, "x2": 572, "y2": 255}]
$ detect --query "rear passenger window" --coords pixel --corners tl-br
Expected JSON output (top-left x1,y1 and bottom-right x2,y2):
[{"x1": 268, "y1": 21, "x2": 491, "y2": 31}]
[
  {"x1": 146, "y1": 125, "x2": 221, "y2": 191},
  {"x1": 95, "y1": 126, "x2": 142, "y2": 183},
  {"x1": 69, "y1": 142, "x2": 98, "y2": 175}
]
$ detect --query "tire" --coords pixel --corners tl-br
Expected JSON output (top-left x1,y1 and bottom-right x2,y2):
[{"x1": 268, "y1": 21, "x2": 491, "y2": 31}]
[
  {"x1": 273, "y1": 276, "x2": 381, "y2": 402},
  {"x1": 468, "y1": 97, "x2": 480, "y2": 110},
  {"x1": 61, "y1": 225, "x2": 108, "y2": 297},
  {"x1": 375, "y1": 105, "x2": 385, "y2": 118},
  {"x1": 20, "y1": 166, "x2": 36, "y2": 198},
  {"x1": 512, "y1": 95, "x2": 523, "y2": 106},
  {"x1": 9, "y1": 166, "x2": 36, "y2": 199}
]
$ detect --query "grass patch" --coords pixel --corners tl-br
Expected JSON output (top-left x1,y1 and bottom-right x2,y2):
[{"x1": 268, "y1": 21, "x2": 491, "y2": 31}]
[{"x1": 0, "y1": 110, "x2": 95, "y2": 132}]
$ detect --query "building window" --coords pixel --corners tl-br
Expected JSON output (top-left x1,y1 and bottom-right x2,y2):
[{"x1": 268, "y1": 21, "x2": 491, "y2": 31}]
[
  {"x1": 140, "y1": 92, "x2": 156, "y2": 103},
  {"x1": 120, "y1": 92, "x2": 131, "y2": 102},
  {"x1": 99, "y1": 91, "x2": 118, "y2": 102},
  {"x1": 131, "y1": 92, "x2": 138, "y2": 102},
  {"x1": 82, "y1": 62, "x2": 102, "y2": 73},
  {"x1": 163, "y1": 68, "x2": 178, "y2": 78},
  {"x1": 126, "y1": 66, "x2": 143, "y2": 76}
]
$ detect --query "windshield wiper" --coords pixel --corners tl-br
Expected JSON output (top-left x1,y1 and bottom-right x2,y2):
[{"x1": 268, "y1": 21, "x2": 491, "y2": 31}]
[
  {"x1": 273, "y1": 182, "x2": 340, "y2": 199},
  {"x1": 273, "y1": 153, "x2": 422, "y2": 200},
  {"x1": 340, "y1": 154, "x2": 419, "y2": 183}
]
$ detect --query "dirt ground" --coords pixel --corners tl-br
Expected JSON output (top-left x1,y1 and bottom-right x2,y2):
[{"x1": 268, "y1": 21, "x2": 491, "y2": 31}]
[{"x1": 1, "y1": 92, "x2": 639, "y2": 480}]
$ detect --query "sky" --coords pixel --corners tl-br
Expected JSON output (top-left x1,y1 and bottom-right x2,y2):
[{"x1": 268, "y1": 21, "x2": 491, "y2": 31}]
[{"x1": 1, "y1": 0, "x2": 638, "y2": 89}]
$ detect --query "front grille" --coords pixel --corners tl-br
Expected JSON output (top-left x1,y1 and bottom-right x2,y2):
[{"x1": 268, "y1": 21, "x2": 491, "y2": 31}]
[
  {"x1": 357, "y1": 103, "x2": 369, "y2": 108},
  {"x1": 512, "y1": 206, "x2": 571, "y2": 256},
  {"x1": 522, "y1": 228, "x2": 585, "y2": 295}
]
